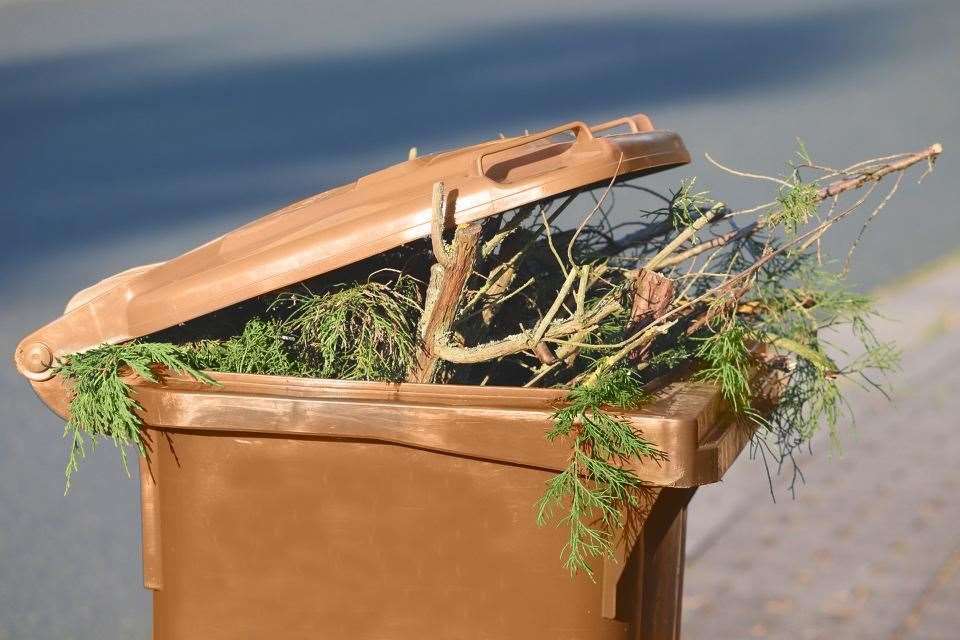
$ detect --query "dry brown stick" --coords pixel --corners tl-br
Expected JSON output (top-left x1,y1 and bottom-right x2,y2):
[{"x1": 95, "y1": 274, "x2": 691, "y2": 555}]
[
  {"x1": 478, "y1": 264, "x2": 518, "y2": 324},
  {"x1": 533, "y1": 343, "x2": 560, "y2": 365},
  {"x1": 645, "y1": 202, "x2": 726, "y2": 270},
  {"x1": 434, "y1": 297, "x2": 623, "y2": 364},
  {"x1": 433, "y1": 144, "x2": 944, "y2": 377},
  {"x1": 820, "y1": 143, "x2": 941, "y2": 198},
  {"x1": 652, "y1": 143, "x2": 943, "y2": 271},
  {"x1": 409, "y1": 223, "x2": 482, "y2": 382},
  {"x1": 523, "y1": 321, "x2": 596, "y2": 387},
  {"x1": 575, "y1": 319, "x2": 679, "y2": 386},
  {"x1": 408, "y1": 181, "x2": 483, "y2": 382},
  {"x1": 531, "y1": 266, "x2": 580, "y2": 345},
  {"x1": 473, "y1": 224, "x2": 533, "y2": 323},
  {"x1": 655, "y1": 224, "x2": 757, "y2": 270}
]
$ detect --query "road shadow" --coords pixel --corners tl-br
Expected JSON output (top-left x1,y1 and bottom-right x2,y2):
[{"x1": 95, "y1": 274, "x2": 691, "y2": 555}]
[{"x1": 1, "y1": 4, "x2": 914, "y2": 274}]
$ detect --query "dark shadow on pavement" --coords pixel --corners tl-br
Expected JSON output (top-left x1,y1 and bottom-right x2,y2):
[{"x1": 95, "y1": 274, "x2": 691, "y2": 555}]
[{"x1": 1, "y1": 5, "x2": 912, "y2": 273}]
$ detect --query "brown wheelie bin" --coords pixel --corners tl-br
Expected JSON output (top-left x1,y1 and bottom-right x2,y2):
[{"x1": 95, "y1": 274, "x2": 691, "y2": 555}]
[{"x1": 15, "y1": 114, "x2": 756, "y2": 639}]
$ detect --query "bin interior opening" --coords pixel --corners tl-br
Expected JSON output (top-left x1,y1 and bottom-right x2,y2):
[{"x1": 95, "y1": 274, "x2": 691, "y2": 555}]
[{"x1": 144, "y1": 176, "x2": 695, "y2": 391}]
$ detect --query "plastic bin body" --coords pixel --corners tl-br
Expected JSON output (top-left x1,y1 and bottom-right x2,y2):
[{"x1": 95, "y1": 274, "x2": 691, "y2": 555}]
[
  {"x1": 13, "y1": 114, "x2": 736, "y2": 638},
  {"x1": 146, "y1": 428, "x2": 640, "y2": 639},
  {"x1": 116, "y1": 373, "x2": 751, "y2": 640}
]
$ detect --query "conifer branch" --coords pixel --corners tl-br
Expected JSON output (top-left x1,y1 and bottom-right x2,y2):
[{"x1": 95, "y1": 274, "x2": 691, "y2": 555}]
[{"x1": 649, "y1": 143, "x2": 942, "y2": 271}]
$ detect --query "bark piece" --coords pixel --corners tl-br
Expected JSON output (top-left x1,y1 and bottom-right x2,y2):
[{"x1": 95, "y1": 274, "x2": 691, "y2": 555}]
[{"x1": 626, "y1": 268, "x2": 675, "y2": 362}]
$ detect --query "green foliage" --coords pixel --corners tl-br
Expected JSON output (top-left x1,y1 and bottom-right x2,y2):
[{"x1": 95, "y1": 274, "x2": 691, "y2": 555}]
[
  {"x1": 768, "y1": 139, "x2": 820, "y2": 234},
  {"x1": 277, "y1": 274, "x2": 422, "y2": 381},
  {"x1": 672, "y1": 252, "x2": 899, "y2": 485},
  {"x1": 55, "y1": 274, "x2": 422, "y2": 491},
  {"x1": 669, "y1": 177, "x2": 713, "y2": 231},
  {"x1": 763, "y1": 360, "x2": 842, "y2": 446},
  {"x1": 190, "y1": 318, "x2": 301, "y2": 376},
  {"x1": 537, "y1": 368, "x2": 665, "y2": 577},
  {"x1": 744, "y1": 261, "x2": 899, "y2": 474},
  {"x1": 771, "y1": 181, "x2": 819, "y2": 233},
  {"x1": 54, "y1": 342, "x2": 213, "y2": 492},
  {"x1": 692, "y1": 320, "x2": 756, "y2": 413}
]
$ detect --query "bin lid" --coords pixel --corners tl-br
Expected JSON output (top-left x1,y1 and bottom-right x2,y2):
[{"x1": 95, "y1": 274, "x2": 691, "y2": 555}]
[{"x1": 15, "y1": 113, "x2": 689, "y2": 380}]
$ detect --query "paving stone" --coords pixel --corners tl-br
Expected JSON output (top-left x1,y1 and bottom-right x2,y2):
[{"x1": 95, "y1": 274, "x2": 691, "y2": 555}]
[
  {"x1": 896, "y1": 548, "x2": 960, "y2": 640},
  {"x1": 683, "y1": 260, "x2": 960, "y2": 640}
]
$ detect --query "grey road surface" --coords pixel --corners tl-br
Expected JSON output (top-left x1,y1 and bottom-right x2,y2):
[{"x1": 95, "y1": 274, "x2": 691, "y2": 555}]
[
  {"x1": 1, "y1": 1, "x2": 957, "y2": 638},
  {"x1": 684, "y1": 257, "x2": 960, "y2": 639}
]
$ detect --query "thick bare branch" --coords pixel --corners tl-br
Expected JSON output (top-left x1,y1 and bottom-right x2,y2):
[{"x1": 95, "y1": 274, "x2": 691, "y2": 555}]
[
  {"x1": 434, "y1": 298, "x2": 623, "y2": 364},
  {"x1": 408, "y1": 222, "x2": 482, "y2": 382},
  {"x1": 819, "y1": 143, "x2": 941, "y2": 199},
  {"x1": 430, "y1": 181, "x2": 451, "y2": 268}
]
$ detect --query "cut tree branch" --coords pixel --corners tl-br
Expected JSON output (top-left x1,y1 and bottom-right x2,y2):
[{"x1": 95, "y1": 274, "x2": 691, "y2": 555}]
[
  {"x1": 651, "y1": 143, "x2": 943, "y2": 271},
  {"x1": 408, "y1": 182, "x2": 482, "y2": 382}
]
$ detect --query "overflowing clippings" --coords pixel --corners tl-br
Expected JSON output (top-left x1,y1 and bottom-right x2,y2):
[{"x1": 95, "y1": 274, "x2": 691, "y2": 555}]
[{"x1": 57, "y1": 142, "x2": 941, "y2": 574}]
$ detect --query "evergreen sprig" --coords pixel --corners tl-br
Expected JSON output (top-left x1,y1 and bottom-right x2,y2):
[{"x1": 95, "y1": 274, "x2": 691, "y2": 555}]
[
  {"x1": 537, "y1": 368, "x2": 666, "y2": 577},
  {"x1": 277, "y1": 274, "x2": 421, "y2": 381},
  {"x1": 669, "y1": 177, "x2": 713, "y2": 232},
  {"x1": 771, "y1": 181, "x2": 819, "y2": 233},
  {"x1": 692, "y1": 320, "x2": 756, "y2": 413},
  {"x1": 190, "y1": 318, "x2": 301, "y2": 376},
  {"x1": 54, "y1": 274, "x2": 422, "y2": 490},
  {"x1": 54, "y1": 342, "x2": 213, "y2": 492},
  {"x1": 747, "y1": 263, "x2": 900, "y2": 463}
]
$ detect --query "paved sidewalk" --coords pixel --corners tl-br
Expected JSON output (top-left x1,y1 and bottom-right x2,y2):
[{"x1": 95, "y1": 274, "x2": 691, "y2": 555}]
[{"x1": 683, "y1": 256, "x2": 960, "y2": 639}]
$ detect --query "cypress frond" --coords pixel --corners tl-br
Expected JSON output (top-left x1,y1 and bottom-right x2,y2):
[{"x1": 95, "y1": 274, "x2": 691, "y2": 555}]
[
  {"x1": 537, "y1": 368, "x2": 665, "y2": 577},
  {"x1": 54, "y1": 342, "x2": 213, "y2": 492},
  {"x1": 277, "y1": 274, "x2": 422, "y2": 381}
]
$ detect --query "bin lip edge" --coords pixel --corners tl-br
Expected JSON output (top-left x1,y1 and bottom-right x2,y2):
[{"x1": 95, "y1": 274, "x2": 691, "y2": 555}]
[
  {"x1": 26, "y1": 366, "x2": 761, "y2": 485},
  {"x1": 129, "y1": 373, "x2": 710, "y2": 478},
  {"x1": 132, "y1": 368, "x2": 715, "y2": 425}
]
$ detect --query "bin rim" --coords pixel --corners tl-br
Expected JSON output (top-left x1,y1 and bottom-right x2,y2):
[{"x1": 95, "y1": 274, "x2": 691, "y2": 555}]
[{"x1": 28, "y1": 365, "x2": 761, "y2": 488}]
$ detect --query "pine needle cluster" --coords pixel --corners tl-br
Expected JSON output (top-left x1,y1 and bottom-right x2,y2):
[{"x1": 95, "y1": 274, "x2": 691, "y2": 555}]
[
  {"x1": 537, "y1": 368, "x2": 665, "y2": 576},
  {"x1": 277, "y1": 273, "x2": 421, "y2": 381},
  {"x1": 748, "y1": 262, "x2": 899, "y2": 466},
  {"x1": 190, "y1": 318, "x2": 300, "y2": 376},
  {"x1": 669, "y1": 177, "x2": 712, "y2": 231},
  {"x1": 771, "y1": 181, "x2": 819, "y2": 233},
  {"x1": 692, "y1": 320, "x2": 756, "y2": 413},
  {"x1": 54, "y1": 343, "x2": 212, "y2": 491}
]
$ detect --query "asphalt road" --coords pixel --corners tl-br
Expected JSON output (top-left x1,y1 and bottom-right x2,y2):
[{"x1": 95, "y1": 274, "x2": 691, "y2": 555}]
[{"x1": 1, "y1": 1, "x2": 957, "y2": 638}]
